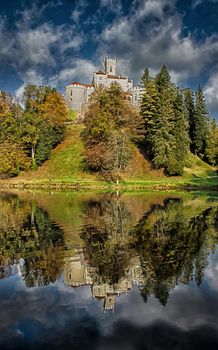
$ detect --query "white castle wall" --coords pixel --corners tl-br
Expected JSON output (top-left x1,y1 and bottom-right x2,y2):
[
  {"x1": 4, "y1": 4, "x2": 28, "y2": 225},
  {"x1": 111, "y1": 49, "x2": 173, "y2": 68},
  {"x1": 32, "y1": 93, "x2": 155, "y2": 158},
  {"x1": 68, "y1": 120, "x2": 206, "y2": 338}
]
[{"x1": 65, "y1": 58, "x2": 145, "y2": 111}]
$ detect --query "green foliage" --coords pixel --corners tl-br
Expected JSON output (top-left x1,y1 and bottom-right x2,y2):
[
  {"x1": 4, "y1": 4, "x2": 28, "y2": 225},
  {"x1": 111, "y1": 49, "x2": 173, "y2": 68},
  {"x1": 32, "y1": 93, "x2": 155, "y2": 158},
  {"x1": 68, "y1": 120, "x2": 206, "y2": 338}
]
[
  {"x1": 183, "y1": 88, "x2": 195, "y2": 149},
  {"x1": 140, "y1": 79, "x2": 160, "y2": 155},
  {"x1": 0, "y1": 194, "x2": 64, "y2": 286},
  {"x1": 155, "y1": 64, "x2": 171, "y2": 93},
  {"x1": 35, "y1": 124, "x2": 65, "y2": 166},
  {"x1": 193, "y1": 87, "x2": 210, "y2": 157},
  {"x1": 205, "y1": 118, "x2": 218, "y2": 166},
  {"x1": 139, "y1": 65, "x2": 217, "y2": 176},
  {"x1": 67, "y1": 110, "x2": 77, "y2": 121},
  {"x1": 131, "y1": 198, "x2": 218, "y2": 304},
  {"x1": 152, "y1": 86, "x2": 176, "y2": 171},
  {"x1": 140, "y1": 68, "x2": 151, "y2": 87},
  {"x1": 171, "y1": 90, "x2": 190, "y2": 175}
]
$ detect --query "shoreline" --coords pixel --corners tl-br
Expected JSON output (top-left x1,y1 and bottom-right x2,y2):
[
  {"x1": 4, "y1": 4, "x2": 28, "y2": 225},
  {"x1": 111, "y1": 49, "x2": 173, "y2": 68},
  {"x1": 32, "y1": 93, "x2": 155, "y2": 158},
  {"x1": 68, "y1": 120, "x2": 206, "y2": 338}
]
[{"x1": 0, "y1": 178, "x2": 217, "y2": 191}]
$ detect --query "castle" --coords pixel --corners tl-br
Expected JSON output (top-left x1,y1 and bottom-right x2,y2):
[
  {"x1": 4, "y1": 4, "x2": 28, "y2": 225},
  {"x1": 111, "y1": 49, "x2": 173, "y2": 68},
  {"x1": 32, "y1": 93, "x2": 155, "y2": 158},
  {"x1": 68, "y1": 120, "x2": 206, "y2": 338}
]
[
  {"x1": 65, "y1": 57, "x2": 144, "y2": 113},
  {"x1": 64, "y1": 248, "x2": 144, "y2": 311}
]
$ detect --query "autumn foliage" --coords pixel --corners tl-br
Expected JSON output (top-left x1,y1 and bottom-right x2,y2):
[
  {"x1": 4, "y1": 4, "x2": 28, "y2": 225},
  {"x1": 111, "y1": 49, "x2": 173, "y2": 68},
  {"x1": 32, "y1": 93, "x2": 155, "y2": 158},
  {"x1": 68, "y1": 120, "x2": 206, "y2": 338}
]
[
  {"x1": 83, "y1": 83, "x2": 144, "y2": 181},
  {"x1": 0, "y1": 86, "x2": 69, "y2": 177}
]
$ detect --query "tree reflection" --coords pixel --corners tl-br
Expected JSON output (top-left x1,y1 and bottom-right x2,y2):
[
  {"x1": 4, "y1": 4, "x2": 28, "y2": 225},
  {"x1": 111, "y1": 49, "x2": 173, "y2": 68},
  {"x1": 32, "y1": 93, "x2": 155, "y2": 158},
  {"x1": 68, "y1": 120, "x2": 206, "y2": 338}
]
[
  {"x1": 80, "y1": 194, "x2": 133, "y2": 284},
  {"x1": 0, "y1": 194, "x2": 64, "y2": 286},
  {"x1": 1, "y1": 192, "x2": 218, "y2": 309},
  {"x1": 79, "y1": 196, "x2": 218, "y2": 307},
  {"x1": 131, "y1": 199, "x2": 218, "y2": 305}
]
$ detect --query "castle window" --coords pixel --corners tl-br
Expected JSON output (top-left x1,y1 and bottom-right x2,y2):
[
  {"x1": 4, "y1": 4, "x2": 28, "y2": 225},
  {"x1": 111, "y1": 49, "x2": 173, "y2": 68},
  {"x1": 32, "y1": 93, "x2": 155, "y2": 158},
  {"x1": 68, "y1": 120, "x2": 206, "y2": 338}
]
[{"x1": 110, "y1": 65, "x2": 112, "y2": 72}]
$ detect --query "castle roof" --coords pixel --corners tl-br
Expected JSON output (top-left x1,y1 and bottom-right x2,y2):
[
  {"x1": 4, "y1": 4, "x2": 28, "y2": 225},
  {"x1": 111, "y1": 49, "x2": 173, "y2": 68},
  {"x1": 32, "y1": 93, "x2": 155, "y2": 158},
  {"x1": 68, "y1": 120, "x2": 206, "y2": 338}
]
[
  {"x1": 95, "y1": 70, "x2": 106, "y2": 75},
  {"x1": 71, "y1": 81, "x2": 94, "y2": 88}
]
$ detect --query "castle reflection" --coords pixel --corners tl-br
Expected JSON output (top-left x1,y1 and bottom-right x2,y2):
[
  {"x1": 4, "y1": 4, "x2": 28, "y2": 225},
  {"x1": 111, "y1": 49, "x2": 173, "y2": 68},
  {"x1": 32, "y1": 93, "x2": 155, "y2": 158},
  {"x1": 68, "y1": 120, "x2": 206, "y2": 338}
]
[{"x1": 64, "y1": 249, "x2": 144, "y2": 310}]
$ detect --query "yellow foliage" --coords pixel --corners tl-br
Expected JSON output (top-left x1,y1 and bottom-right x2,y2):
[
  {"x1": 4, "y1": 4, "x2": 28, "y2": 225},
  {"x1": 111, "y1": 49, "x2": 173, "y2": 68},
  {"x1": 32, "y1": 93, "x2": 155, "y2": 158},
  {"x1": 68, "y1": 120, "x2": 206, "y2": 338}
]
[{"x1": 40, "y1": 91, "x2": 69, "y2": 126}]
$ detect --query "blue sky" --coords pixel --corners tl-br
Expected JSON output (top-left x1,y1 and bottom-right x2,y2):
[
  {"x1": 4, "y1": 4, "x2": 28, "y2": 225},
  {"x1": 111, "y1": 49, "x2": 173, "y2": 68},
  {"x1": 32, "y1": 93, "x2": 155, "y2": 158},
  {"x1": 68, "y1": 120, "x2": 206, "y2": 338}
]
[{"x1": 0, "y1": 0, "x2": 218, "y2": 116}]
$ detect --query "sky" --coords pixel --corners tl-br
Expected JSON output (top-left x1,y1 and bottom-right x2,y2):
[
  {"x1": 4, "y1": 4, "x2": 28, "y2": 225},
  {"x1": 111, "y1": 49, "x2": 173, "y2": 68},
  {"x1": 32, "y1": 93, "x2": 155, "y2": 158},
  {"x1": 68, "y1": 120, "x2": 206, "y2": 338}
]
[{"x1": 0, "y1": 0, "x2": 218, "y2": 116}]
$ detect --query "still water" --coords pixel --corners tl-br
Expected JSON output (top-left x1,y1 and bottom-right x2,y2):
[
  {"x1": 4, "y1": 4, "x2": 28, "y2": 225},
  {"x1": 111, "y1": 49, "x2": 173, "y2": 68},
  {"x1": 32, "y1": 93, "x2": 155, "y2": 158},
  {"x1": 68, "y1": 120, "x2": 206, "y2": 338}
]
[{"x1": 1, "y1": 190, "x2": 218, "y2": 349}]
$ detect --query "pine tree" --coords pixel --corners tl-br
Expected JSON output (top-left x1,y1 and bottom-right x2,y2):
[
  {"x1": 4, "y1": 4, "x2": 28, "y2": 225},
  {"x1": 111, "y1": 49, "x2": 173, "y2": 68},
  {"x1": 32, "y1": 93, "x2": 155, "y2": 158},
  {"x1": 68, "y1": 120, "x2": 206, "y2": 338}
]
[
  {"x1": 205, "y1": 118, "x2": 218, "y2": 165},
  {"x1": 171, "y1": 91, "x2": 190, "y2": 175},
  {"x1": 183, "y1": 88, "x2": 195, "y2": 150},
  {"x1": 140, "y1": 68, "x2": 151, "y2": 87},
  {"x1": 193, "y1": 87, "x2": 210, "y2": 157},
  {"x1": 140, "y1": 79, "x2": 160, "y2": 156},
  {"x1": 152, "y1": 86, "x2": 176, "y2": 171},
  {"x1": 155, "y1": 65, "x2": 171, "y2": 93}
]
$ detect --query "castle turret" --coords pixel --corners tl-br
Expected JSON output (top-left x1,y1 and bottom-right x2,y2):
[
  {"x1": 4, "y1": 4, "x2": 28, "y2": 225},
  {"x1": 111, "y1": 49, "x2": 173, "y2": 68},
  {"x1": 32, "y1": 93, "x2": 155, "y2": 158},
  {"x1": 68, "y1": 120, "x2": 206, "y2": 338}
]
[{"x1": 104, "y1": 57, "x2": 117, "y2": 76}]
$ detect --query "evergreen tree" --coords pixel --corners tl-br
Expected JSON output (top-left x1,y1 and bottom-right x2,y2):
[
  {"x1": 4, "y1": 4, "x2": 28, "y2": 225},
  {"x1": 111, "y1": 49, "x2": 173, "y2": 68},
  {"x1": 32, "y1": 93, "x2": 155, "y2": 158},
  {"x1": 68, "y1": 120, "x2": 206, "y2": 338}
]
[
  {"x1": 140, "y1": 79, "x2": 160, "y2": 156},
  {"x1": 183, "y1": 88, "x2": 195, "y2": 150},
  {"x1": 205, "y1": 118, "x2": 218, "y2": 165},
  {"x1": 155, "y1": 65, "x2": 171, "y2": 93},
  {"x1": 171, "y1": 90, "x2": 190, "y2": 175},
  {"x1": 140, "y1": 68, "x2": 151, "y2": 87},
  {"x1": 193, "y1": 87, "x2": 209, "y2": 157},
  {"x1": 152, "y1": 86, "x2": 176, "y2": 171}
]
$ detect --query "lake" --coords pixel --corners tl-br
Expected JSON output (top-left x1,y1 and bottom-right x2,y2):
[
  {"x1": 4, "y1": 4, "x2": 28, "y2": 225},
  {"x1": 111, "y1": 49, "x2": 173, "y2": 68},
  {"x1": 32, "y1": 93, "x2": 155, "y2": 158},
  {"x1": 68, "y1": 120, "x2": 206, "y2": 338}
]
[{"x1": 0, "y1": 190, "x2": 218, "y2": 349}]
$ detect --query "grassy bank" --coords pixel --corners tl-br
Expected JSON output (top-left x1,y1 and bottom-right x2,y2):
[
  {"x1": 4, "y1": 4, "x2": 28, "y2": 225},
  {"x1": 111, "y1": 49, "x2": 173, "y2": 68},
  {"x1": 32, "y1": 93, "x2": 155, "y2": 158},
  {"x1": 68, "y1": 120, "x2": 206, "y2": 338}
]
[
  {"x1": 0, "y1": 175, "x2": 217, "y2": 191},
  {"x1": 0, "y1": 125, "x2": 217, "y2": 191}
]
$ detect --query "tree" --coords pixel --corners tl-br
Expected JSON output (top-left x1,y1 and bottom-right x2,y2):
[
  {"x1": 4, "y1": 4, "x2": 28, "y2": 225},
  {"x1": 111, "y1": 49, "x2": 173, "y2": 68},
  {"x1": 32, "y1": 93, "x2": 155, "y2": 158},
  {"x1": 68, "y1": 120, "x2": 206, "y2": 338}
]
[
  {"x1": 140, "y1": 68, "x2": 151, "y2": 87},
  {"x1": 0, "y1": 141, "x2": 30, "y2": 178},
  {"x1": 171, "y1": 90, "x2": 190, "y2": 175},
  {"x1": 193, "y1": 87, "x2": 210, "y2": 157},
  {"x1": 140, "y1": 79, "x2": 160, "y2": 156},
  {"x1": 205, "y1": 118, "x2": 218, "y2": 165},
  {"x1": 155, "y1": 65, "x2": 171, "y2": 93},
  {"x1": 19, "y1": 111, "x2": 42, "y2": 169},
  {"x1": 39, "y1": 91, "x2": 69, "y2": 126},
  {"x1": 83, "y1": 83, "x2": 144, "y2": 181},
  {"x1": 183, "y1": 88, "x2": 195, "y2": 150},
  {"x1": 20, "y1": 85, "x2": 68, "y2": 169},
  {"x1": 152, "y1": 86, "x2": 176, "y2": 173},
  {"x1": 0, "y1": 92, "x2": 21, "y2": 144}
]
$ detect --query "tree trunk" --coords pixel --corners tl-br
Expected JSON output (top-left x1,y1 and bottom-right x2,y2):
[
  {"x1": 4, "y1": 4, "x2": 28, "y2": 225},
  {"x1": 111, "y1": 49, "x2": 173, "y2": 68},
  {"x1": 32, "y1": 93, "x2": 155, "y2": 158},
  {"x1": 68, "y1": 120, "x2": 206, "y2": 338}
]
[{"x1": 31, "y1": 145, "x2": 36, "y2": 169}]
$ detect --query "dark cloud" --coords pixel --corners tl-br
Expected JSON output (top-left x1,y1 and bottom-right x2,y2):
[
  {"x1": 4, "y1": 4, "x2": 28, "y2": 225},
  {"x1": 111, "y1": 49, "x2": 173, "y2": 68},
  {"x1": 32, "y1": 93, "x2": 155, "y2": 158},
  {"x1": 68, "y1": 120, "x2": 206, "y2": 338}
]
[{"x1": 1, "y1": 318, "x2": 218, "y2": 350}]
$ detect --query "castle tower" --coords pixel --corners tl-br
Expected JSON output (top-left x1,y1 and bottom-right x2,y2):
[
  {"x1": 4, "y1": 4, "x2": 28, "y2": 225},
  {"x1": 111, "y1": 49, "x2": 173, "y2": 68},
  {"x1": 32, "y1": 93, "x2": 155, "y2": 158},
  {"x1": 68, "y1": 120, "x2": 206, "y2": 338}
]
[{"x1": 104, "y1": 57, "x2": 117, "y2": 75}]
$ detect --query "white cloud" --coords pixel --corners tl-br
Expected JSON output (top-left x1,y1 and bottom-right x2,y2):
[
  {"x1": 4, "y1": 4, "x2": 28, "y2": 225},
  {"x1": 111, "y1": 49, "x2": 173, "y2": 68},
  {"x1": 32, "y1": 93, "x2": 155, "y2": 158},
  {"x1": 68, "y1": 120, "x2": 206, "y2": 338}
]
[
  {"x1": 97, "y1": 0, "x2": 218, "y2": 86},
  {"x1": 16, "y1": 24, "x2": 59, "y2": 67},
  {"x1": 204, "y1": 72, "x2": 218, "y2": 113},
  {"x1": 0, "y1": 2, "x2": 85, "y2": 90},
  {"x1": 15, "y1": 70, "x2": 44, "y2": 100},
  {"x1": 49, "y1": 59, "x2": 97, "y2": 85}
]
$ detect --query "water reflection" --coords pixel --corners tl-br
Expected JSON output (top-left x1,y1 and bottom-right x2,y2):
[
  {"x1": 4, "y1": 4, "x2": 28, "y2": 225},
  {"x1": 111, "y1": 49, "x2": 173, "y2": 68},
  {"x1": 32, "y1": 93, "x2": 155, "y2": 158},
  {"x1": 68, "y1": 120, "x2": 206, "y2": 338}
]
[
  {"x1": 0, "y1": 193, "x2": 64, "y2": 286},
  {"x1": 131, "y1": 198, "x2": 218, "y2": 305},
  {"x1": 1, "y1": 191, "x2": 218, "y2": 348},
  {"x1": 1, "y1": 192, "x2": 218, "y2": 306},
  {"x1": 75, "y1": 196, "x2": 218, "y2": 308}
]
